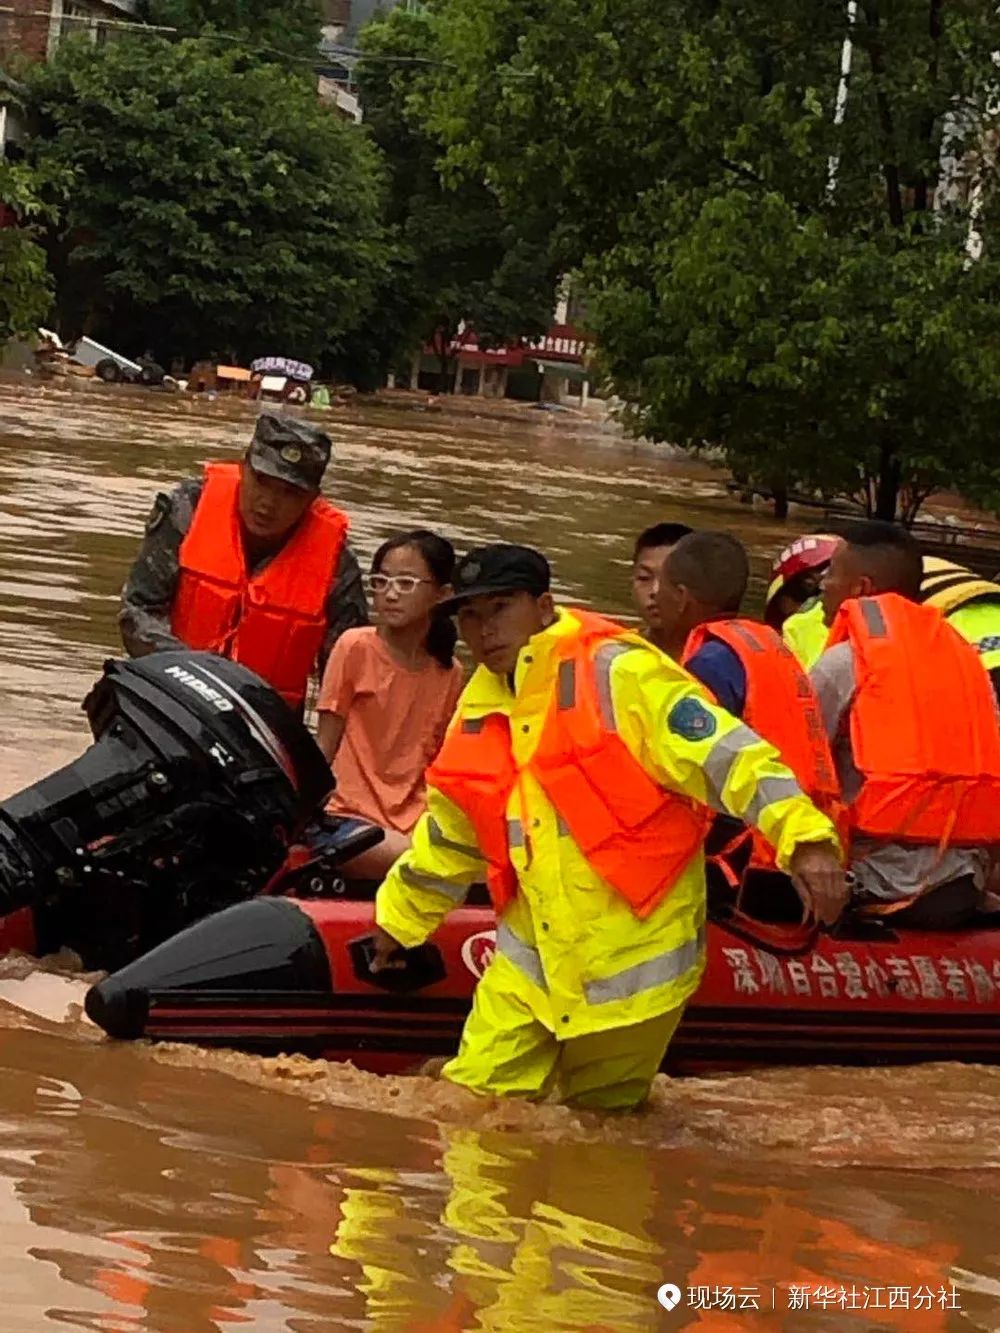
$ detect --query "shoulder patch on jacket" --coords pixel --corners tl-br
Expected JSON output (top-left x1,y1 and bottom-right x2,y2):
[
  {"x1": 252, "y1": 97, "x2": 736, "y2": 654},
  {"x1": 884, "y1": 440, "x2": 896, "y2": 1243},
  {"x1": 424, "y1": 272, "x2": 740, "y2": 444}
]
[{"x1": 667, "y1": 695, "x2": 717, "y2": 741}]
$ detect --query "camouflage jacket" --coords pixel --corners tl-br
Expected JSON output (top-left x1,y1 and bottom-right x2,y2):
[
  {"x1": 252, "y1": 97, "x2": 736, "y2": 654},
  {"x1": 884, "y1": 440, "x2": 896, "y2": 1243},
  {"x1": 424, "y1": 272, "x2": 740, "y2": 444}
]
[{"x1": 118, "y1": 477, "x2": 369, "y2": 675}]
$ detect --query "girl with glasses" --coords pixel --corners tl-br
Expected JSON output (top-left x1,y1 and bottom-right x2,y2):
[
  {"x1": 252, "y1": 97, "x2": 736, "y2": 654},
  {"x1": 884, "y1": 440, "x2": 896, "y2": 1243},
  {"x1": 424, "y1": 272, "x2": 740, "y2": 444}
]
[{"x1": 316, "y1": 530, "x2": 464, "y2": 877}]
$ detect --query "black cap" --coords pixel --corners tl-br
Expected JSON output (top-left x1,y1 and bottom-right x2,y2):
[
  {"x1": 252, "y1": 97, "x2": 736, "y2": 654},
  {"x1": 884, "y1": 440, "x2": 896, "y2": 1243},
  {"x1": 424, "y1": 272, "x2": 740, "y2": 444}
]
[
  {"x1": 440, "y1": 544, "x2": 551, "y2": 614},
  {"x1": 247, "y1": 413, "x2": 331, "y2": 492}
]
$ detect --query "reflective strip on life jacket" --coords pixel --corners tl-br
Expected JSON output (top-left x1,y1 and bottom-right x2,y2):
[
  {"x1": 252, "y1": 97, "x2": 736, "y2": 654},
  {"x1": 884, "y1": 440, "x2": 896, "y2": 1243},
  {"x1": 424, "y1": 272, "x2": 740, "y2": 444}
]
[
  {"x1": 721, "y1": 620, "x2": 767, "y2": 655},
  {"x1": 556, "y1": 640, "x2": 640, "y2": 725},
  {"x1": 858, "y1": 597, "x2": 887, "y2": 636},
  {"x1": 496, "y1": 921, "x2": 547, "y2": 990},
  {"x1": 583, "y1": 927, "x2": 705, "y2": 1005},
  {"x1": 557, "y1": 659, "x2": 576, "y2": 710}
]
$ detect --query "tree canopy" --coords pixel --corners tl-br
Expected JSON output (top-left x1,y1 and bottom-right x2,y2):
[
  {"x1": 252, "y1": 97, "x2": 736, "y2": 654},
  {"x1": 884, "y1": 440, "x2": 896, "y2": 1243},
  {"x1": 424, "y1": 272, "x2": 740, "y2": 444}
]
[
  {"x1": 25, "y1": 34, "x2": 390, "y2": 368},
  {"x1": 352, "y1": 6, "x2": 557, "y2": 386},
  {"x1": 429, "y1": 0, "x2": 1000, "y2": 519},
  {"x1": 139, "y1": 0, "x2": 323, "y2": 62},
  {"x1": 0, "y1": 158, "x2": 54, "y2": 345}
]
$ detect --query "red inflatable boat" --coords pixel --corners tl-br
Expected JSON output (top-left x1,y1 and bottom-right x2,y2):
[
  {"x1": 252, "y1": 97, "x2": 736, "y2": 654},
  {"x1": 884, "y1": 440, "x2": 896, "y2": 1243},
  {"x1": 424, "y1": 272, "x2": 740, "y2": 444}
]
[
  {"x1": 85, "y1": 887, "x2": 1000, "y2": 1074},
  {"x1": 1, "y1": 647, "x2": 990, "y2": 1075}
]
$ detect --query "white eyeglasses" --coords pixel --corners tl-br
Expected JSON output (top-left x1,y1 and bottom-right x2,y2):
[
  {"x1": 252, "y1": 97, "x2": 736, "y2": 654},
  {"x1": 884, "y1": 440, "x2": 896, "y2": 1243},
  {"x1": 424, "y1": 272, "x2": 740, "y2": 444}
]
[{"x1": 367, "y1": 574, "x2": 434, "y2": 595}]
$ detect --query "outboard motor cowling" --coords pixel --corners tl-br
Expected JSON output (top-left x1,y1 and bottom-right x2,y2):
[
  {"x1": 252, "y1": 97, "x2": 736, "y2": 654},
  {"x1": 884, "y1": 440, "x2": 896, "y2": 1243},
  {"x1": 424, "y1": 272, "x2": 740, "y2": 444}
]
[{"x1": 0, "y1": 651, "x2": 334, "y2": 969}]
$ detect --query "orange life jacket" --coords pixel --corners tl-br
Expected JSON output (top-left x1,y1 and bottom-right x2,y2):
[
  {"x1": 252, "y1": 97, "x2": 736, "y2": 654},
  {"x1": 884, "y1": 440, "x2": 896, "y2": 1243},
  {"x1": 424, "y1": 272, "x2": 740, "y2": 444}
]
[
  {"x1": 171, "y1": 462, "x2": 348, "y2": 709},
  {"x1": 827, "y1": 593, "x2": 1000, "y2": 845},
  {"x1": 684, "y1": 618, "x2": 845, "y2": 870},
  {"x1": 426, "y1": 608, "x2": 712, "y2": 918}
]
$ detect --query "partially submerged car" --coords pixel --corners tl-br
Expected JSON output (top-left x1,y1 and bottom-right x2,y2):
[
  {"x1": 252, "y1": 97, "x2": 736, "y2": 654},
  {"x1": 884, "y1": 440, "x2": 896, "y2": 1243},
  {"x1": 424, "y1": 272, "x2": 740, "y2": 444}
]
[{"x1": 34, "y1": 330, "x2": 177, "y2": 389}]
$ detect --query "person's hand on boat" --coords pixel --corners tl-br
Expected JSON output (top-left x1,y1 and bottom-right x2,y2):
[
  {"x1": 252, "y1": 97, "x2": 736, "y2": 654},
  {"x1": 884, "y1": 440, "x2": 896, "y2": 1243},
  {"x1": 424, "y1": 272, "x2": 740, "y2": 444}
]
[
  {"x1": 788, "y1": 841, "x2": 849, "y2": 927},
  {"x1": 369, "y1": 925, "x2": 407, "y2": 973}
]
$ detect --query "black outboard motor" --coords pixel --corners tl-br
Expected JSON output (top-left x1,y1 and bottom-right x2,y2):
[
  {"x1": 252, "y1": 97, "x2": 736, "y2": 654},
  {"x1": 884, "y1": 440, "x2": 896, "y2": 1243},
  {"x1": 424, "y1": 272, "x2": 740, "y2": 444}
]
[{"x1": 0, "y1": 651, "x2": 340, "y2": 970}]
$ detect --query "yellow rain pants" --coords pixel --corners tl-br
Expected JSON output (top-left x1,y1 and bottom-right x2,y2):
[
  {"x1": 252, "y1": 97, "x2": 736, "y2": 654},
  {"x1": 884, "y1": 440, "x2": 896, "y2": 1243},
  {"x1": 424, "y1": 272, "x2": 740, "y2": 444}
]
[{"x1": 443, "y1": 984, "x2": 685, "y2": 1110}]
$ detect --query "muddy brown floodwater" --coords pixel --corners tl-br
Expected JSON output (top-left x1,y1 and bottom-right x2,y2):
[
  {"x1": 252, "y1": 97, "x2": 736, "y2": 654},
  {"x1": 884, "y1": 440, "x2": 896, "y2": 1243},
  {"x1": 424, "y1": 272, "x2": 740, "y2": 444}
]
[{"x1": 0, "y1": 382, "x2": 998, "y2": 1332}]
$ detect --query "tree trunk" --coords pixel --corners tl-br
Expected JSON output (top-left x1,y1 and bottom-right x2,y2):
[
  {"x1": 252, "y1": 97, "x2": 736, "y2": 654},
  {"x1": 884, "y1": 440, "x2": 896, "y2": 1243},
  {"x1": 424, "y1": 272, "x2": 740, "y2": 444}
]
[
  {"x1": 860, "y1": 2, "x2": 905, "y2": 227},
  {"x1": 899, "y1": 483, "x2": 935, "y2": 526},
  {"x1": 432, "y1": 326, "x2": 454, "y2": 393},
  {"x1": 772, "y1": 484, "x2": 789, "y2": 520},
  {"x1": 874, "y1": 444, "x2": 901, "y2": 520},
  {"x1": 913, "y1": 0, "x2": 944, "y2": 215}
]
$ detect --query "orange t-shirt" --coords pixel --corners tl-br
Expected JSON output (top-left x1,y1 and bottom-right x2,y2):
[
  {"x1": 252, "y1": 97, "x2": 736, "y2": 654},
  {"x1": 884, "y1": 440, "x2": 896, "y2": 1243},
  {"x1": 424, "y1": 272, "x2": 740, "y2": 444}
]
[{"x1": 317, "y1": 627, "x2": 464, "y2": 833}]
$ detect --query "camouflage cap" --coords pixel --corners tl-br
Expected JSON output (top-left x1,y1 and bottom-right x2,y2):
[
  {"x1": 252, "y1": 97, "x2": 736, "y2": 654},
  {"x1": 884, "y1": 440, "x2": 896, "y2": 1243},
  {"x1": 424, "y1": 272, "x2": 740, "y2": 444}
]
[{"x1": 247, "y1": 413, "x2": 332, "y2": 492}]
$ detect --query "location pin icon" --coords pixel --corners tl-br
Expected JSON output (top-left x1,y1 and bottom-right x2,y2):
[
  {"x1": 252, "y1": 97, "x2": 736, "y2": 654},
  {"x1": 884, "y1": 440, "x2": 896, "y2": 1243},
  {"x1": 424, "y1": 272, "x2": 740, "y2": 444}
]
[{"x1": 657, "y1": 1283, "x2": 683, "y2": 1311}]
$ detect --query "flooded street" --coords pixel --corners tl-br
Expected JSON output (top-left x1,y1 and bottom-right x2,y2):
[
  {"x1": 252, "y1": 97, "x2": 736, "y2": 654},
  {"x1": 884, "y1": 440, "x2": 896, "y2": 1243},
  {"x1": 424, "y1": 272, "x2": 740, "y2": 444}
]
[{"x1": 0, "y1": 382, "x2": 998, "y2": 1330}]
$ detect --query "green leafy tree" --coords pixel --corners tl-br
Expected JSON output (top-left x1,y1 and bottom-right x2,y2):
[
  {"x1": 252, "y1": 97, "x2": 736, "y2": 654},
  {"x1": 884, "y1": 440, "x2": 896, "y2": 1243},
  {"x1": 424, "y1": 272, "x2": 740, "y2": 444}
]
[
  {"x1": 352, "y1": 7, "x2": 557, "y2": 388},
  {"x1": 431, "y1": 0, "x2": 1000, "y2": 520},
  {"x1": 25, "y1": 35, "x2": 390, "y2": 368},
  {"x1": 139, "y1": 0, "x2": 322, "y2": 62},
  {"x1": 0, "y1": 158, "x2": 53, "y2": 344}
]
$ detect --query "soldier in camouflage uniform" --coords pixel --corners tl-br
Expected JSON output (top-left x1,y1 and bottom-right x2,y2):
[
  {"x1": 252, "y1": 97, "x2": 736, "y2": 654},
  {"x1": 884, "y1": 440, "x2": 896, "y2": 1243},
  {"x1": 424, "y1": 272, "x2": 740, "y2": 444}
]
[{"x1": 119, "y1": 414, "x2": 368, "y2": 700}]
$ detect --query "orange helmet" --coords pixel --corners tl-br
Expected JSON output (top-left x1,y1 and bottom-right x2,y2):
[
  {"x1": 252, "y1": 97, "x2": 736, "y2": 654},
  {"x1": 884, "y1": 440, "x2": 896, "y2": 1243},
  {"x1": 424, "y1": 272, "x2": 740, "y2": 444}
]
[{"x1": 764, "y1": 534, "x2": 840, "y2": 627}]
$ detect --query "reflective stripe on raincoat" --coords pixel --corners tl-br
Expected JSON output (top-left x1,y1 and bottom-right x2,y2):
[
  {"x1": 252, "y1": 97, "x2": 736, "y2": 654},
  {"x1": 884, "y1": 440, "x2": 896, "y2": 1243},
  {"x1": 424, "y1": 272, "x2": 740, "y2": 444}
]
[{"x1": 376, "y1": 609, "x2": 840, "y2": 1040}]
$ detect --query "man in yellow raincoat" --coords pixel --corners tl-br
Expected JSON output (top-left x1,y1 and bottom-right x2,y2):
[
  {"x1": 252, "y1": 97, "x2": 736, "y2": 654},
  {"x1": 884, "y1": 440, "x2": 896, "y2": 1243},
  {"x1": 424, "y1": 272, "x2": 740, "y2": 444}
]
[{"x1": 371, "y1": 545, "x2": 845, "y2": 1111}]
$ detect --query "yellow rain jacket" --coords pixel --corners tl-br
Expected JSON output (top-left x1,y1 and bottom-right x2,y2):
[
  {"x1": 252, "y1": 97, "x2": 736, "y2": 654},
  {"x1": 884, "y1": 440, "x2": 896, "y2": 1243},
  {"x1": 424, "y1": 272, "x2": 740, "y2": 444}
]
[
  {"x1": 921, "y1": 557, "x2": 1000, "y2": 674},
  {"x1": 781, "y1": 598, "x2": 829, "y2": 671},
  {"x1": 946, "y1": 602, "x2": 1000, "y2": 675},
  {"x1": 376, "y1": 609, "x2": 839, "y2": 1044}
]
